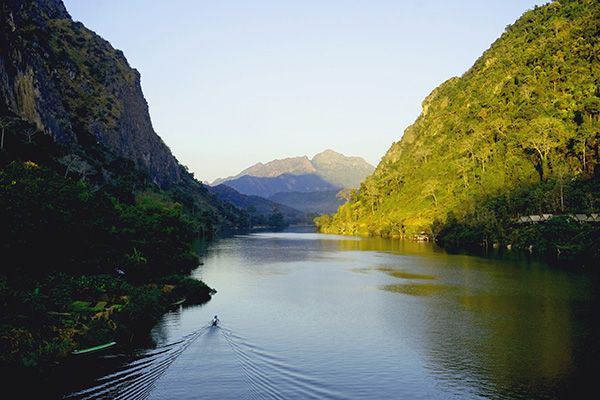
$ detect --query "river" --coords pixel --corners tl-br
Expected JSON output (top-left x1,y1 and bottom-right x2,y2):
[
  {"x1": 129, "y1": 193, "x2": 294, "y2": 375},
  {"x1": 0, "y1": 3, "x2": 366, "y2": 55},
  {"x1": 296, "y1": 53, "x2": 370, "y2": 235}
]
[{"x1": 62, "y1": 227, "x2": 598, "y2": 399}]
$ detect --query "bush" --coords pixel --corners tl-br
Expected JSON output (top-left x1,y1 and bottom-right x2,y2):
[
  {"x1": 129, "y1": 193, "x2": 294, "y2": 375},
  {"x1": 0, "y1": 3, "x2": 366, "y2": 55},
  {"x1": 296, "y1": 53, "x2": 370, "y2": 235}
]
[{"x1": 161, "y1": 275, "x2": 214, "y2": 305}]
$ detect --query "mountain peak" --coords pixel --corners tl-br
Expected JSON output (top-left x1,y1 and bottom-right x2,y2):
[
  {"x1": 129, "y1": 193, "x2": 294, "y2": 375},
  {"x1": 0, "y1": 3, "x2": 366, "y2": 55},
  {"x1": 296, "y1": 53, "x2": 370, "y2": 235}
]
[{"x1": 211, "y1": 150, "x2": 374, "y2": 189}]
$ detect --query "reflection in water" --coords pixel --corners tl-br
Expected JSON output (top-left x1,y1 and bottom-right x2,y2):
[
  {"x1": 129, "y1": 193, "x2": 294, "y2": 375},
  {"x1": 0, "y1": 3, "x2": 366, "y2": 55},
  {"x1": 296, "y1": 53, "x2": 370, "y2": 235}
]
[
  {"x1": 377, "y1": 268, "x2": 436, "y2": 280},
  {"x1": 61, "y1": 228, "x2": 598, "y2": 400},
  {"x1": 382, "y1": 282, "x2": 454, "y2": 296}
]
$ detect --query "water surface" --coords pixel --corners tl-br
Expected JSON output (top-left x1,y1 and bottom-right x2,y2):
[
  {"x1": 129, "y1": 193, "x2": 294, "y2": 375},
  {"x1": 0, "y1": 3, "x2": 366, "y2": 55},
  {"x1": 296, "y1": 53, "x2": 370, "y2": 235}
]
[{"x1": 64, "y1": 228, "x2": 598, "y2": 399}]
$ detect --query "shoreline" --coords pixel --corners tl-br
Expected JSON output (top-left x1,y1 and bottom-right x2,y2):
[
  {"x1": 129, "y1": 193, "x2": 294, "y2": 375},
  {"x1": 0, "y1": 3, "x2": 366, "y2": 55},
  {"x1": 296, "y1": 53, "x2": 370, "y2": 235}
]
[{"x1": 0, "y1": 274, "x2": 214, "y2": 381}]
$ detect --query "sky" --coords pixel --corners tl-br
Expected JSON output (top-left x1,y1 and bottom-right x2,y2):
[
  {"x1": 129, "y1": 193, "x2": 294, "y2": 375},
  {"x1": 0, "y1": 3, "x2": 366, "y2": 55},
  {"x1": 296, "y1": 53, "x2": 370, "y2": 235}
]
[{"x1": 61, "y1": 0, "x2": 543, "y2": 184}]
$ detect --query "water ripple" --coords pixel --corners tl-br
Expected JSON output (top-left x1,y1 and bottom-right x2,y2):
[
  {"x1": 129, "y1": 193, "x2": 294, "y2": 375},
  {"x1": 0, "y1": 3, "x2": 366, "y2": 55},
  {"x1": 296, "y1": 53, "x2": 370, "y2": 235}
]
[
  {"x1": 221, "y1": 328, "x2": 345, "y2": 400},
  {"x1": 63, "y1": 324, "x2": 212, "y2": 400},
  {"x1": 63, "y1": 323, "x2": 345, "y2": 400}
]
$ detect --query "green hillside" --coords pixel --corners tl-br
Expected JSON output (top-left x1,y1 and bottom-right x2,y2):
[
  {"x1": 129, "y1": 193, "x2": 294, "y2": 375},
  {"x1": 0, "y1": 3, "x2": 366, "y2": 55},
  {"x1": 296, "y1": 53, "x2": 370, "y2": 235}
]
[
  {"x1": 317, "y1": 0, "x2": 600, "y2": 261},
  {"x1": 0, "y1": 0, "x2": 245, "y2": 373}
]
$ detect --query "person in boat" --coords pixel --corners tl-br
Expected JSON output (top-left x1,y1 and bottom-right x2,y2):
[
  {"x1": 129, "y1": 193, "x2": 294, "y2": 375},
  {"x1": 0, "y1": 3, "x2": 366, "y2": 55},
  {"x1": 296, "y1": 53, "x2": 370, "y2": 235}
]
[{"x1": 212, "y1": 315, "x2": 219, "y2": 326}]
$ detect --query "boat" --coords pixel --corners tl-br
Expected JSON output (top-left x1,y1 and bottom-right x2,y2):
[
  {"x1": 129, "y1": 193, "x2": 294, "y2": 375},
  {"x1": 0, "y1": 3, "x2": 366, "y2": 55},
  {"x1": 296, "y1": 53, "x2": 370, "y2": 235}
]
[
  {"x1": 171, "y1": 297, "x2": 186, "y2": 307},
  {"x1": 411, "y1": 232, "x2": 429, "y2": 241},
  {"x1": 72, "y1": 341, "x2": 117, "y2": 355}
]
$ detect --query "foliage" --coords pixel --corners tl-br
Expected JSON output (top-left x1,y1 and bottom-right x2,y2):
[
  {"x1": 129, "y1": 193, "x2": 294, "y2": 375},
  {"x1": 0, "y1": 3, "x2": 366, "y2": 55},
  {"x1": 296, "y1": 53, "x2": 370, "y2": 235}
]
[
  {"x1": 114, "y1": 200, "x2": 199, "y2": 281},
  {"x1": 160, "y1": 274, "x2": 214, "y2": 304},
  {"x1": 434, "y1": 175, "x2": 600, "y2": 265},
  {"x1": 0, "y1": 1, "x2": 232, "y2": 375},
  {"x1": 0, "y1": 160, "x2": 119, "y2": 279},
  {"x1": 0, "y1": 156, "x2": 215, "y2": 372},
  {"x1": 0, "y1": 159, "x2": 203, "y2": 279},
  {"x1": 319, "y1": 0, "x2": 600, "y2": 245}
]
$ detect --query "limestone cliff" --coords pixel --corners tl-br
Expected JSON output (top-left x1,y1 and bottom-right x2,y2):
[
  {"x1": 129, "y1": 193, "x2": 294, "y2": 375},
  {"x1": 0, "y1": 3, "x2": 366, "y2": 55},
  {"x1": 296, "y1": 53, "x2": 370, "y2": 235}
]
[{"x1": 0, "y1": 0, "x2": 179, "y2": 188}]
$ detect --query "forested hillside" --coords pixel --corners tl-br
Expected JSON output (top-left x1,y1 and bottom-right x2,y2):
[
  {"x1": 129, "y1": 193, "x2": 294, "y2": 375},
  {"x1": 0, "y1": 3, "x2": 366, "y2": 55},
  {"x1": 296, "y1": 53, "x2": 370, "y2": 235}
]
[
  {"x1": 317, "y1": 0, "x2": 600, "y2": 263},
  {"x1": 0, "y1": 0, "x2": 246, "y2": 375}
]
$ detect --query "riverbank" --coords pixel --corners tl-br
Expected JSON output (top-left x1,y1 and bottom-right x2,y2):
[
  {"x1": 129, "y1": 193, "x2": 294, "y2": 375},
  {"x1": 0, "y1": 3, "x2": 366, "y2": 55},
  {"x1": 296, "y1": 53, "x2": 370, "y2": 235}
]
[
  {"x1": 0, "y1": 272, "x2": 214, "y2": 381},
  {"x1": 434, "y1": 212, "x2": 600, "y2": 269}
]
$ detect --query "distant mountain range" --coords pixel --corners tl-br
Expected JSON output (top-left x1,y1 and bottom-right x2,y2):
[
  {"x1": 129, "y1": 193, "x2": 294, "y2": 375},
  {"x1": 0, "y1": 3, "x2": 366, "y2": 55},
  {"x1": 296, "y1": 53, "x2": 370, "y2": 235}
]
[
  {"x1": 209, "y1": 150, "x2": 373, "y2": 215},
  {"x1": 212, "y1": 149, "x2": 374, "y2": 190},
  {"x1": 219, "y1": 172, "x2": 339, "y2": 198},
  {"x1": 208, "y1": 184, "x2": 310, "y2": 226}
]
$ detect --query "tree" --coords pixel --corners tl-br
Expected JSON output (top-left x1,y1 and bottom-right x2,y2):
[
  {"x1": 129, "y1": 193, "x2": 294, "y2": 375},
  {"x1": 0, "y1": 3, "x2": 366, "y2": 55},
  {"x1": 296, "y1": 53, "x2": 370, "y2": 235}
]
[
  {"x1": 422, "y1": 180, "x2": 440, "y2": 208},
  {"x1": 583, "y1": 97, "x2": 600, "y2": 125},
  {"x1": 554, "y1": 164, "x2": 570, "y2": 212},
  {"x1": 362, "y1": 179, "x2": 380, "y2": 215},
  {"x1": 74, "y1": 159, "x2": 95, "y2": 181},
  {"x1": 20, "y1": 128, "x2": 37, "y2": 143},
  {"x1": 59, "y1": 154, "x2": 82, "y2": 178},
  {"x1": 336, "y1": 188, "x2": 355, "y2": 203},
  {"x1": 0, "y1": 117, "x2": 14, "y2": 150},
  {"x1": 452, "y1": 157, "x2": 471, "y2": 187},
  {"x1": 525, "y1": 117, "x2": 563, "y2": 181},
  {"x1": 387, "y1": 170, "x2": 404, "y2": 192}
]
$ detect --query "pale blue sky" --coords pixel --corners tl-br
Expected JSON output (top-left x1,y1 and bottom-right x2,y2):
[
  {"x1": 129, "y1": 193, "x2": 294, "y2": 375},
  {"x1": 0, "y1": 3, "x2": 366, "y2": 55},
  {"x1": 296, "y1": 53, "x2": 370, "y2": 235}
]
[{"x1": 61, "y1": 0, "x2": 543, "y2": 183}]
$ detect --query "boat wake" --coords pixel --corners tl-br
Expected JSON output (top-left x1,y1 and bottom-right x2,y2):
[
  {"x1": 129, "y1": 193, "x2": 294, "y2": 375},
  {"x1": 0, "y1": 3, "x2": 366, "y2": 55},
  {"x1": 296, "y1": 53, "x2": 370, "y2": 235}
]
[
  {"x1": 63, "y1": 323, "x2": 344, "y2": 400},
  {"x1": 63, "y1": 324, "x2": 213, "y2": 400},
  {"x1": 220, "y1": 328, "x2": 344, "y2": 400}
]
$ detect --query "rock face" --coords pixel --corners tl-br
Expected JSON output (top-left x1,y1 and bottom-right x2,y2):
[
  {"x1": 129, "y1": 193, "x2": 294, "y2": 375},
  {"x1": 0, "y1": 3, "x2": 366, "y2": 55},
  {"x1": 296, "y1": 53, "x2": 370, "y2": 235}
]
[{"x1": 0, "y1": 0, "x2": 180, "y2": 188}]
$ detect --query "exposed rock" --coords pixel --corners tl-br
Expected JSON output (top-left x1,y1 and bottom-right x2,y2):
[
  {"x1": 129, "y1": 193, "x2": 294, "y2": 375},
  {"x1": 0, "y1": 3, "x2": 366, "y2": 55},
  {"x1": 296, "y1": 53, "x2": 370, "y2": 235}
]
[{"x1": 0, "y1": 0, "x2": 180, "y2": 188}]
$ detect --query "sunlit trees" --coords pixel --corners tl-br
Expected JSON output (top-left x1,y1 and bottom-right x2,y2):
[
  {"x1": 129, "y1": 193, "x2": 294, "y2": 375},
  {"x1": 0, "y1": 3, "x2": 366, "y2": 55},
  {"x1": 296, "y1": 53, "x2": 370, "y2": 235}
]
[
  {"x1": 318, "y1": 0, "x2": 600, "y2": 238},
  {"x1": 524, "y1": 117, "x2": 564, "y2": 181}
]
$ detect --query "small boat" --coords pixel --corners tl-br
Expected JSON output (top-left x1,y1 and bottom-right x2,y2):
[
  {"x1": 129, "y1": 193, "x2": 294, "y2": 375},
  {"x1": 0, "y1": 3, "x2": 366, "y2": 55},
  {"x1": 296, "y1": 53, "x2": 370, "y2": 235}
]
[
  {"x1": 411, "y1": 232, "x2": 429, "y2": 241},
  {"x1": 171, "y1": 297, "x2": 186, "y2": 307},
  {"x1": 72, "y1": 341, "x2": 117, "y2": 355},
  {"x1": 212, "y1": 315, "x2": 219, "y2": 326}
]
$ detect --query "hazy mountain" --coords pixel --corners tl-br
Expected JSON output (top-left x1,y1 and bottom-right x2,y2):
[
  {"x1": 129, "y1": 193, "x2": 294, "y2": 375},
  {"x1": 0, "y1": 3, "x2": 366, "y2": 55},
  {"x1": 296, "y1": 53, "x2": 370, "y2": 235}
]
[
  {"x1": 212, "y1": 149, "x2": 374, "y2": 189},
  {"x1": 208, "y1": 184, "x2": 312, "y2": 225},
  {"x1": 213, "y1": 156, "x2": 316, "y2": 186},
  {"x1": 269, "y1": 190, "x2": 345, "y2": 215},
  {"x1": 311, "y1": 149, "x2": 376, "y2": 189},
  {"x1": 223, "y1": 173, "x2": 339, "y2": 198}
]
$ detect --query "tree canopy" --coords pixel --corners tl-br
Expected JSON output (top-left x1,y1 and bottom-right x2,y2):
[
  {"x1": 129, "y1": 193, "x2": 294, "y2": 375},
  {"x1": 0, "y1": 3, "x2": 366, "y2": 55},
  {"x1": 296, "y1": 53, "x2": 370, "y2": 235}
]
[{"x1": 318, "y1": 0, "x2": 600, "y2": 245}]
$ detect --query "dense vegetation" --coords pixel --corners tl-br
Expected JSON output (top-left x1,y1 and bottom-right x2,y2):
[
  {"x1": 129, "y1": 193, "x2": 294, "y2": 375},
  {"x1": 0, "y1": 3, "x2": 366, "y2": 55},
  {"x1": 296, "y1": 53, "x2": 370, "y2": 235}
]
[
  {"x1": 432, "y1": 175, "x2": 600, "y2": 265},
  {"x1": 0, "y1": 0, "x2": 247, "y2": 378},
  {"x1": 317, "y1": 0, "x2": 600, "y2": 264},
  {"x1": 0, "y1": 114, "x2": 216, "y2": 376}
]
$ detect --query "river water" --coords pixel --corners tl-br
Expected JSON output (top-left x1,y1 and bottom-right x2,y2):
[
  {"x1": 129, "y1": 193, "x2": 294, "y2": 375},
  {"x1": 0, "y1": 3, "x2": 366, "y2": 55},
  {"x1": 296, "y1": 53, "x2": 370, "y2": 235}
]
[{"x1": 63, "y1": 227, "x2": 598, "y2": 399}]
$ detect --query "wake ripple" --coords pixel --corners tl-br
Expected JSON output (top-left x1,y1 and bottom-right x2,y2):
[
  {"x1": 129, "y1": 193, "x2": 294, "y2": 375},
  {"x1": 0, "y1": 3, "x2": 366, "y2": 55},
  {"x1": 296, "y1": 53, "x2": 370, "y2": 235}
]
[
  {"x1": 221, "y1": 329, "x2": 345, "y2": 400},
  {"x1": 64, "y1": 324, "x2": 345, "y2": 400},
  {"x1": 63, "y1": 324, "x2": 212, "y2": 400}
]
